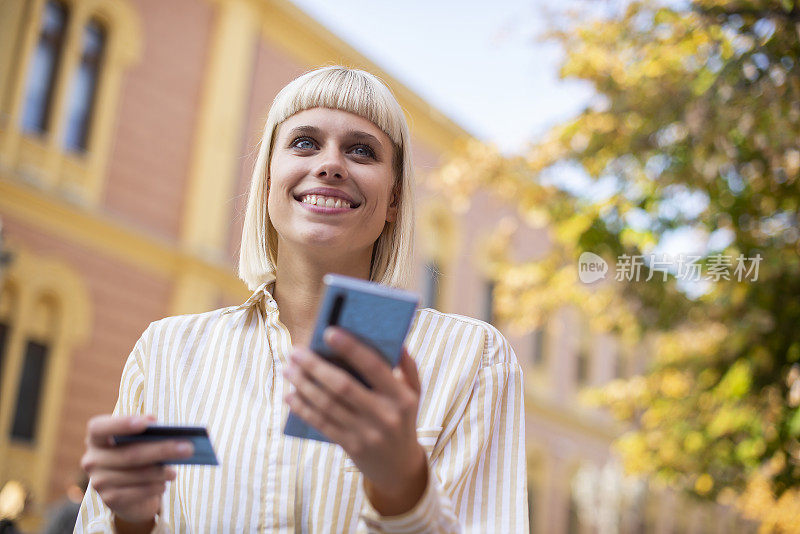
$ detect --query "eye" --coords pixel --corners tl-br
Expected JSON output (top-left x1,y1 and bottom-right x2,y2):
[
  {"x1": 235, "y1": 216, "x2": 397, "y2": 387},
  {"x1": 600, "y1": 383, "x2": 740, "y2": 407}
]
[
  {"x1": 291, "y1": 137, "x2": 317, "y2": 150},
  {"x1": 351, "y1": 144, "x2": 376, "y2": 158}
]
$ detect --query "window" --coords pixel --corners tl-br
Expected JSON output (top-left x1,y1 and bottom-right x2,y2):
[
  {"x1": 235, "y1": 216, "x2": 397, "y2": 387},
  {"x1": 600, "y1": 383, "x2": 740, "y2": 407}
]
[
  {"x1": 0, "y1": 323, "x2": 8, "y2": 394},
  {"x1": 576, "y1": 345, "x2": 590, "y2": 387},
  {"x1": 643, "y1": 485, "x2": 659, "y2": 533},
  {"x1": 483, "y1": 279, "x2": 494, "y2": 324},
  {"x1": 531, "y1": 326, "x2": 546, "y2": 367},
  {"x1": 0, "y1": 249, "x2": 90, "y2": 525},
  {"x1": 63, "y1": 19, "x2": 105, "y2": 152},
  {"x1": 613, "y1": 350, "x2": 625, "y2": 380},
  {"x1": 423, "y1": 261, "x2": 440, "y2": 309},
  {"x1": 626, "y1": 483, "x2": 648, "y2": 534},
  {"x1": 19, "y1": 0, "x2": 68, "y2": 135},
  {"x1": 10, "y1": 340, "x2": 48, "y2": 442},
  {"x1": 0, "y1": 322, "x2": 7, "y2": 391},
  {"x1": 567, "y1": 493, "x2": 580, "y2": 534},
  {"x1": 528, "y1": 477, "x2": 538, "y2": 533},
  {"x1": 575, "y1": 314, "x2": 592, "y2": 388},
  {"x1": 1, "y1": 0, "x2": 141, "y2": 205}
]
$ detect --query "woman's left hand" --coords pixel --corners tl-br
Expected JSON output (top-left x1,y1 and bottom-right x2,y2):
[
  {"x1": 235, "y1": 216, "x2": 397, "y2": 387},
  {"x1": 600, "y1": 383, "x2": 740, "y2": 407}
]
[{"x1": 282, "y1": 326, "x2": 428, "y2": 514}]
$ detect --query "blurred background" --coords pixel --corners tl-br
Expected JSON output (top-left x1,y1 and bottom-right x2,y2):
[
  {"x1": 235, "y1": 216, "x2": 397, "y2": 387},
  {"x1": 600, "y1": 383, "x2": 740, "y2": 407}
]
[{"x1": 0, "y1": 0, "x2": 797, "y2": 532}]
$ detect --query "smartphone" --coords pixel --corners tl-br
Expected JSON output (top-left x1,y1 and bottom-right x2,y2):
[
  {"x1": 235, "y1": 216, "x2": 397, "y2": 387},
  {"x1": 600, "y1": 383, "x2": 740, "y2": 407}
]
[
  {"x1": 283, "y1": 273, "x2": 420, "y2": 443},
  {"x1": 112, "y1": 425, "x2": 218, "y2": 465}
]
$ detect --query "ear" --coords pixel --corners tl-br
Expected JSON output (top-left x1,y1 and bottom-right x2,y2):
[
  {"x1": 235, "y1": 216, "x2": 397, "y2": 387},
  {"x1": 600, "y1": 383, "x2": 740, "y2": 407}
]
[{"x1": 385, "y1": 184, "x2": 400, "y2": 223}]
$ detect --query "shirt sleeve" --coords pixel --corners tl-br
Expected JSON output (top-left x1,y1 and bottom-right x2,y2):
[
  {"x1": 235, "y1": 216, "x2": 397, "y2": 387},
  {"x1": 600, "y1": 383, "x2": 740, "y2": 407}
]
[
  {"x1": 359, "y1": 326, "x2": 529, "y2": 533},
  {"x1": 74, "y1": 324, "x2": 172, "y2": 534}
]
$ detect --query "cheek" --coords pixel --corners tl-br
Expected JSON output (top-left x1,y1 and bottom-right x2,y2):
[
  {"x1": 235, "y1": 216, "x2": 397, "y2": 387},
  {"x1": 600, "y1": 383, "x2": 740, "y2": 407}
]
[{"x1": 267, "y1": 159, "x2": 297, "y2": 203}]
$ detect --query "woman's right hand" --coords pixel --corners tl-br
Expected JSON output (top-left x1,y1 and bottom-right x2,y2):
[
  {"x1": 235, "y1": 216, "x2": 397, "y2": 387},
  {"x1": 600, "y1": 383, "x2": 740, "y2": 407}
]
[{"x1": 80, "y1": 414, "x2": 194, "y2": 526}]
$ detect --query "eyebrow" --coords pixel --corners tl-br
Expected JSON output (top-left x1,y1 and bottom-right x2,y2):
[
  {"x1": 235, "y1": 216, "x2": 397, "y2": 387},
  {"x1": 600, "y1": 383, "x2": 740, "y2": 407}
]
[{"x1": 285, "y1": 125, "x2": 383, "y2": 148}]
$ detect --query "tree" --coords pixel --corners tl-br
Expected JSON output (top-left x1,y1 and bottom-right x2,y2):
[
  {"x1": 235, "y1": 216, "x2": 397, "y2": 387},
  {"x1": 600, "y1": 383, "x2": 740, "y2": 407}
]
[{"x1": 429, "y1": 1, "x2": 800, "y2": 531}]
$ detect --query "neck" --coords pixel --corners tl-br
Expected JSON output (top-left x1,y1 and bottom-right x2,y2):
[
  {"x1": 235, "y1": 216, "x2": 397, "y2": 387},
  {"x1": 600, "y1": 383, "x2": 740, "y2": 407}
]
[{"x1": 273, "y1": 244, "x2": 372, "y2": 347}]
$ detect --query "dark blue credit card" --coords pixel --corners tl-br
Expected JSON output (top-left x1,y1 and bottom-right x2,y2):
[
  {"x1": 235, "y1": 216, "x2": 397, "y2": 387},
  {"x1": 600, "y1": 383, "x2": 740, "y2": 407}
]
[{"x1": 112, "y1": 425, "x2": 218, "y2": 466}]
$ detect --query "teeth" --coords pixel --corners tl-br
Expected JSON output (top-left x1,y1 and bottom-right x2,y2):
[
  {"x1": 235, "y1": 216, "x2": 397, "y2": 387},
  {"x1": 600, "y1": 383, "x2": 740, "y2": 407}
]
[{"x1": 300, "y1": 194, "x2": 352, "y2": 208}]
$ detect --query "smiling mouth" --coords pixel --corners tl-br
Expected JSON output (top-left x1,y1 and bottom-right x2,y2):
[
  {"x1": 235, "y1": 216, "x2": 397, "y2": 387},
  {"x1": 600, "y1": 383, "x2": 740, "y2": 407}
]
[{"x1": 295, "y1": 194, "x2": 360, "y2": 209}]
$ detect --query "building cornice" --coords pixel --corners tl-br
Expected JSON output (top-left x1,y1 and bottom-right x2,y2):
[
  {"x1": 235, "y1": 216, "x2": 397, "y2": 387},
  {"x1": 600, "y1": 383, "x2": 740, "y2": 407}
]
[
  {"x1": 242, "y1": 0, "x2": 474, "y2": 154},
  {"x1": 0, "y1": 174, "x2": 250, "y2": 301}
]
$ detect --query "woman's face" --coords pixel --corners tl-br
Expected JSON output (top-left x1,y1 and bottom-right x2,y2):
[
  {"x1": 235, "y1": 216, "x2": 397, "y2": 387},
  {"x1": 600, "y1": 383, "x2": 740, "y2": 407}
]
[{"x1": 268, "y1": 107, "x2": 398, "y2": 262}]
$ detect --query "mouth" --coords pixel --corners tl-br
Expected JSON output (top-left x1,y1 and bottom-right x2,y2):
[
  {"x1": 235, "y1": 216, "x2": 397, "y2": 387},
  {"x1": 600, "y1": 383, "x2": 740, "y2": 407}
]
[
  {"x1": 292, "y1": 188, "x2": 361, "y2": 210},
  {"x1": 294, "y1": 193, "x2": 357, "y2": 209}
]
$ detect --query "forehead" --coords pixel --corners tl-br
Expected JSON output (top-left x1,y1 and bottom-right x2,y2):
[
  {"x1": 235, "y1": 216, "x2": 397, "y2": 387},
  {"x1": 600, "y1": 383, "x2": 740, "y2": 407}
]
[{"x1": 277, "y1": 107, "x2": 391, "y2": 144}]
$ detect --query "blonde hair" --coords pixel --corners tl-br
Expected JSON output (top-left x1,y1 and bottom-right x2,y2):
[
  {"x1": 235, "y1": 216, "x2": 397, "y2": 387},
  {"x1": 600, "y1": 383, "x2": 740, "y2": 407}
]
[{"x1": 237, "y1": 66, "x2": 415, "y2": 291}]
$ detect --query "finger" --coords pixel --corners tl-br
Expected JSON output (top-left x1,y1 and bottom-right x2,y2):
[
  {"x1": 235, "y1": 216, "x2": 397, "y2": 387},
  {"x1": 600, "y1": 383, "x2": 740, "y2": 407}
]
[
  {"x1": 101, "y1": 482, "x2": 167, "y2": 510},
  {"x1": 289, "y1": 349, "x2": 398, "y2": 429},
  {"x1": 323, "y1": 327, "x2": 402, "y2": 397},
  {"x1": 283, "y1": 362, "x2": 359, "y2": 427},
  {"x1": 91, "y1": 465, "x2": 176, "y2": 492},
  {"x1": 285, "y1": 391, "x2": 350, "y2": 446},
  {"x1": 397, "y1": 349, "x2": 421, "y2": 395},
  {"x1": 87, "y1": 415, "x2": 155, "y2": 448},
  {"x1": 288, "y1": 348, "x2": 376, "y2": 413},
  {"x1": 84, "y1": 440, "x2": 193, "y2": 471}
]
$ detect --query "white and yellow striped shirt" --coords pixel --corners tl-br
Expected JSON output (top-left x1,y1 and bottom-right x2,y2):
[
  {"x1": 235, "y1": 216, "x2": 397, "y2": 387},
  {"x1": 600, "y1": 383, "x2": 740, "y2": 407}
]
[{"x1": 76, "y1": 274, "x2": 528, "y2": 532}]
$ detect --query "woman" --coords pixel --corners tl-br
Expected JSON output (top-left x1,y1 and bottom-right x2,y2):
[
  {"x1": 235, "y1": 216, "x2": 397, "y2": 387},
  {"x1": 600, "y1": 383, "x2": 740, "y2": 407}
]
[{"x1": 76, "y1": 66, "x2": 528, "y2": 533}]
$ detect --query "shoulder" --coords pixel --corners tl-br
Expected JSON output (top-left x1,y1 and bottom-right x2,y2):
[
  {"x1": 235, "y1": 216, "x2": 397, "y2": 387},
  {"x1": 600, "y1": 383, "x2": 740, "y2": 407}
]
[
  {"x1": 411, "y1": 308, "x2": 518, "y2": 368},
  {"x1": 138, "y1": 306, "x2": 239, "y2": 349}
]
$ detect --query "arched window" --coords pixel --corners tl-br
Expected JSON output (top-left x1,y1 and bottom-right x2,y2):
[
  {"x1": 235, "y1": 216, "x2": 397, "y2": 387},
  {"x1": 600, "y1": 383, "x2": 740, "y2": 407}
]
[
  {"x1": 1, "y1": 0, "x2": 141, "y2": 205},
  {"x1": 423, "y1": 260, "x2": 441, "y2": 309},
  {"x1": 576, "y1": 345, "x2": 590, "y2": 387},
  {"x1": 575, "y1": 314, "x2": 592, "y2": 388},
  {"x1": 531, "y1": 325, "x2": 546, "y2": 368},
  {"x1": 567, "y1": 492, "x2": 580, "y2": 534},
  {"x1": 9, "y1": 295, "x2": 56, "y2": 443},
  {"x1": 19, "y1": 0, "x2": 68, "y2": 135},
  {"x1": 483, "y1": 279, "x2": 495, "y2": 324},
  {"x1": 0, "y1": 322, "x2": 7, "y2": 386},
  {"x1": 63, "y1": 18, "x2": 106, "y2": 152},
  {"x1": 0, "y1": 283, "x2": 17, "y2": 397},
  {"x1": 10, "y1": 340, "x2": 49, "y2": 441},
  {"x1": 527, "y1": 476, "x2": 537, "y2": 533},
  {"x1": 0, "y1": 247, "x2": 90, "y2": 515}
]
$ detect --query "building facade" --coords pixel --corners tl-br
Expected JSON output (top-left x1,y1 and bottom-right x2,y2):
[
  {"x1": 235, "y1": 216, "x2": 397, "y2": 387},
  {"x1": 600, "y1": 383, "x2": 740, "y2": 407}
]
[{"x1": 0, "y1": 0, "x2": 753, "y2": 532}]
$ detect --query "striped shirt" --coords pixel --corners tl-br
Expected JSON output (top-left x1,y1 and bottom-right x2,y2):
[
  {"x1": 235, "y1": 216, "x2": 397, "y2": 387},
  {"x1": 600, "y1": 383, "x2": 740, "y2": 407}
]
[{"x1": 76, "y1": 274, "x2": 528, "y2": 532}]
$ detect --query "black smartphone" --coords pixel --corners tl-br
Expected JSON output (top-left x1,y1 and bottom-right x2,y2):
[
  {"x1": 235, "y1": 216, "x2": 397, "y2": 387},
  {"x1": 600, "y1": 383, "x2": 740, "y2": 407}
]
[
  {"x1": 283, "y1": 273, "x2": 419, "y2": 443},
  {"x1": 112, "y1": 425, "x2": 218, "y2": 465}
]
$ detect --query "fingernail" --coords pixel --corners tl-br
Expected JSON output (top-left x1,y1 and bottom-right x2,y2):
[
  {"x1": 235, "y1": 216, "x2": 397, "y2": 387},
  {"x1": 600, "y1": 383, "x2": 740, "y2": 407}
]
[
  {"x1": 292, "y1": 349, "x2": 307, "y2": 362},
  {"x1": 176, "y1": 442, "x2": 193, "y2": 455},
  {"x1": 130, "y1": 417, "x2": 149, "y2": 429},
  {"x1": 323, "y1": 327, "x2": 337, "y2": 345}
]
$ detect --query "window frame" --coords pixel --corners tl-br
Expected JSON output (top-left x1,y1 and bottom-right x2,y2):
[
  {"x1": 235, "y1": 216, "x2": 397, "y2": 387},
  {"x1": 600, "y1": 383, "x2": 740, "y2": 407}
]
[
  {"x1": 0, "y1": 0, "x2": 141, "y2": 206},
  {"x1": 0, "y1": 244, "x2": 90, "y2": 524}
]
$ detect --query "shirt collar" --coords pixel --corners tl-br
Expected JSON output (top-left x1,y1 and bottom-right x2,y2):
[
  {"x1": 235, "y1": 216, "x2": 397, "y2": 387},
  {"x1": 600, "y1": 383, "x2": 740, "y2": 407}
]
[{"x1": 224, "y1": 272, "x2": 277, "y2": 314}]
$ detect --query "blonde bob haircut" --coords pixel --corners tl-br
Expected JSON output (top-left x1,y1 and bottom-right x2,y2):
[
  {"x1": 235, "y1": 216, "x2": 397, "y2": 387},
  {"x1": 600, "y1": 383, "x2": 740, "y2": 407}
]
[{"x1": 237, "y1": 65, "x2": 415, "y2": 291}]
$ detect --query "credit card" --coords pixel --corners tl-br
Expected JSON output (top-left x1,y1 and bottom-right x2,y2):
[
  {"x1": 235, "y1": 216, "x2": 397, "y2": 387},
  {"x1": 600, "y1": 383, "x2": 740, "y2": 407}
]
[{"x1": 112, "y1": 425, "x2": 218, "y2": 466}]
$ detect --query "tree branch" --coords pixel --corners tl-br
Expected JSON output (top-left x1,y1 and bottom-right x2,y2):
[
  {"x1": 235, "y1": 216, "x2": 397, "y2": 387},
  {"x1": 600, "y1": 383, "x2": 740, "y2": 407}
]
[{"x1": 693, "y1": 4, "x2": 800, "y2": 23}]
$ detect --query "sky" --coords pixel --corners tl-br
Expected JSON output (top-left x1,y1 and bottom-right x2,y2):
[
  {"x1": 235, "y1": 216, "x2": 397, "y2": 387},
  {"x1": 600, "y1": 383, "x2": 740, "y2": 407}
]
[
  {"x1": 288, "y1": 0, "x2": 595, "y2": 154},
  {"x1": 286, "y1": 0, "x2": 719, "y2": 297}
]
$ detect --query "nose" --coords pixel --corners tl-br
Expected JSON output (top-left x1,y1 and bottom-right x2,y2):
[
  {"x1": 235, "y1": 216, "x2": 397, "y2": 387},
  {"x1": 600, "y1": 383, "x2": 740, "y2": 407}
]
[{"x1": 313, "y1": 146, "x2": 347, "y2": 180}]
